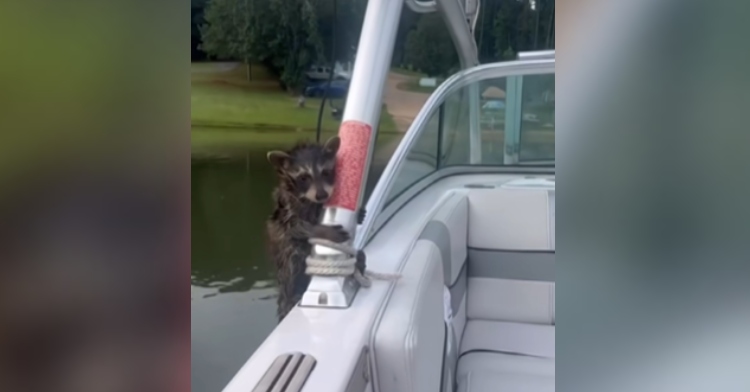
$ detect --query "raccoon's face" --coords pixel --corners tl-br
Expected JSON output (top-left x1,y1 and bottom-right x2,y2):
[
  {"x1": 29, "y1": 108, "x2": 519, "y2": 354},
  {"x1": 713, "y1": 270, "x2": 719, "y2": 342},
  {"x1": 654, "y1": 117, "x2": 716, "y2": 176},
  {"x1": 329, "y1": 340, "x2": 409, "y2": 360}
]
[{"x1": 267, "y1": 136, "x2": 340, "y2": 203}]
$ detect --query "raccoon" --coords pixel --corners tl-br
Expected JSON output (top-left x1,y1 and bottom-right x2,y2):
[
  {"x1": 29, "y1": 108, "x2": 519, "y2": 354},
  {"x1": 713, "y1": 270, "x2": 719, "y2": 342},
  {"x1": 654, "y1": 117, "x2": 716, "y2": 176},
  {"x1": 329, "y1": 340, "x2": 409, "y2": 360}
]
[{"x1": 266, "y1": 136, "x2": 354, "y2": 321}]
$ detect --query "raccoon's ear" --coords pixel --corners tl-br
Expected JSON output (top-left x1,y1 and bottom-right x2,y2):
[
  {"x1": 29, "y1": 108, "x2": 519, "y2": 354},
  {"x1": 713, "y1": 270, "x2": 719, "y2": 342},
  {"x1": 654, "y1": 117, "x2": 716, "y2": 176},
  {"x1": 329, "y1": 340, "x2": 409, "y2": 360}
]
[
  {"x1": 324, "y1": 136, "x2": 341, "y2": 156},
  {"x1": 267, "y1": 151, "x2": 291, "y2": 168}
]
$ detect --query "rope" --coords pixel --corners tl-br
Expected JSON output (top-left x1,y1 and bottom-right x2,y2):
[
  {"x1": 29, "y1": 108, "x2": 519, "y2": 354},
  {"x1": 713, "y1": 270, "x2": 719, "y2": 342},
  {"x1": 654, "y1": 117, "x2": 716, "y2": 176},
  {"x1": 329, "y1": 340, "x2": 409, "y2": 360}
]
[{"x1": 306, "y1": 238, "x2": 400, "y2": 287}]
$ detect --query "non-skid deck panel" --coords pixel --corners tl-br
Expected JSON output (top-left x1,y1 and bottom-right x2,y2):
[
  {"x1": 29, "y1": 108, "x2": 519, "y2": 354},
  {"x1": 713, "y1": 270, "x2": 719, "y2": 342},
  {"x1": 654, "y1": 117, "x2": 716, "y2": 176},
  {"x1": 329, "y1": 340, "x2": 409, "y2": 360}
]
[{"x1": 251, "y1": 352, "x2": 316, "y2": 392}]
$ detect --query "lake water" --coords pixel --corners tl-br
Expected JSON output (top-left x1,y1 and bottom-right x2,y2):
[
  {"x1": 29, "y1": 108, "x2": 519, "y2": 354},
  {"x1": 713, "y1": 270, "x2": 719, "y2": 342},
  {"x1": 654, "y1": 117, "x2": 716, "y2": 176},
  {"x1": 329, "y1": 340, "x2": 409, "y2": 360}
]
[{"x1": 190, "y1": 135, "x2": 400, "y2": 392}]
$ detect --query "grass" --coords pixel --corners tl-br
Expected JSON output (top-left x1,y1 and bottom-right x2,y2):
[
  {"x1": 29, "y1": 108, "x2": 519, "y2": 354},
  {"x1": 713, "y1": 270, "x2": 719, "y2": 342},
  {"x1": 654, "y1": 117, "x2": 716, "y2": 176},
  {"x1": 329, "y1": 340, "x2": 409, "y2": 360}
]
[
  {"x1": 395, "y1": 79, "x2": 440, "y2": 94},
  {"x1": 192, "y1": 126, "x2": 402, "y2": 160},
  {"x1": 191, "y1": 127, "x2": 336, "y2": 157},
  {"x1": 191, "y1": 63, "x2": 399, "y2": 152},
  {"x1": 190, "y1": 62, "x2": 228, "y2": 73},
  {"x1": 390, "y1": 67, "x2": 425, "y2": 77},
  {"x1": 391, "y1": 68, "x2": 443, "y2": 94}
]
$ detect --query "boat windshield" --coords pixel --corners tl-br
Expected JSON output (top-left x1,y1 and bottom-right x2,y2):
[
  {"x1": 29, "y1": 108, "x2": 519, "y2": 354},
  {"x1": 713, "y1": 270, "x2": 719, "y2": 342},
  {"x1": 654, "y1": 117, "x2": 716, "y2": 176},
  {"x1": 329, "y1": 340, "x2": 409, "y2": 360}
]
[{"x1": 383, "y1": 69, "x2": 555, "y2": 206}]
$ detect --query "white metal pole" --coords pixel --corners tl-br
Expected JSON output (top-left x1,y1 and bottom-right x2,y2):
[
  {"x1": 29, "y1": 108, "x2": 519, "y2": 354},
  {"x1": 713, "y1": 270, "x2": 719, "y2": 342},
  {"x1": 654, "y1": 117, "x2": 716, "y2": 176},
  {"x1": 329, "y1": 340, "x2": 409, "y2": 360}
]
[{"x1": 301, "y1": 0, "x2": 404, "y2": 308}]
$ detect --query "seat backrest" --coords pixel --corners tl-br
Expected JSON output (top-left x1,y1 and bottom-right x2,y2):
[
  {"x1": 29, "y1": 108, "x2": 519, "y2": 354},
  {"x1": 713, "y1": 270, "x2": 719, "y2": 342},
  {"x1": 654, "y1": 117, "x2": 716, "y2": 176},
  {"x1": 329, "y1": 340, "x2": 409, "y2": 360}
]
[
  {"x1": 466, "y1": 187, "x2": 555, "y2": 325},
  {"x1": 417, "y1": 191, "x2": 470, "y2": 392},
  {"x1": 374, "y1": 190, "x2": 469, "y2": 392},
  {"x1": 372, "y1": 239, "x2": 446, "y2": 392},
  {"x1": 418, "y1": 191, "x2": 470, "y2": 339}
]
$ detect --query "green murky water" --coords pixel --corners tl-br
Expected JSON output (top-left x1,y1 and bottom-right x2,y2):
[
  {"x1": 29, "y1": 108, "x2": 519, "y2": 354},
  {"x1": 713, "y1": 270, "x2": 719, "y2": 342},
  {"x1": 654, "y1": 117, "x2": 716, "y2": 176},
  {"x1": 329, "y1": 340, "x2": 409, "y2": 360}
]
[{"x1": 190, "y1": 132, "x2": 400, "y2": 392}]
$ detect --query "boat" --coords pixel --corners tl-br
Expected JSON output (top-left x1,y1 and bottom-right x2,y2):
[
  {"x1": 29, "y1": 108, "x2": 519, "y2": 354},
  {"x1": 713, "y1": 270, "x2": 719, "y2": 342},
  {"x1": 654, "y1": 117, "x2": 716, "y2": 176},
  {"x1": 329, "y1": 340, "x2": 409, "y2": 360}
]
[{"x1": 223, "y1": 0, "x2": 554, "y2": 391}]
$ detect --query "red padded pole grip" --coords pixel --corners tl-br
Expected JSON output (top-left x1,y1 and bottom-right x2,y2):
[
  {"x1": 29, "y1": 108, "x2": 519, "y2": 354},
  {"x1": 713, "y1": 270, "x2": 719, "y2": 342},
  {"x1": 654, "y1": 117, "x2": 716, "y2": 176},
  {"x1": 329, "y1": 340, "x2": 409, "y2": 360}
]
[{"x1": 327, "y1": 120, "x2": 373, "y2": 211}]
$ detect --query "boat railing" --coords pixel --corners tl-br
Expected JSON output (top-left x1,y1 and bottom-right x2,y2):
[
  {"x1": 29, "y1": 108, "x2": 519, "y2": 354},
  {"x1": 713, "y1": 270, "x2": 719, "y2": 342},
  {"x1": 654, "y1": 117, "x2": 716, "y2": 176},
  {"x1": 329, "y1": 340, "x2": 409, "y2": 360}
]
[
  {"x1": 518, "y1": 50, "x2": 556, "y2": 61},
  {"x1": 405, "y1": 0, "x2": 436, "y2": 13}
]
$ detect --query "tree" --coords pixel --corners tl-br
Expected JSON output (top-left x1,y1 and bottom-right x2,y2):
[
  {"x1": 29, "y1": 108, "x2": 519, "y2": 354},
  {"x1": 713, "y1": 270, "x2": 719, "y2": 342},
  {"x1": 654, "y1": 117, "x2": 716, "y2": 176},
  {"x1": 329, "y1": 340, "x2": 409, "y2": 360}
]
[
  {"x1": 316, "y1": 0, "x2": 366, "y2": 64},
  {"x1": 200, "y1": 0, "x2": 323, "y2": 91},
  {"x1": 492, "y1": 0, "x2": 513, "y2": 60},
  {"x1": 198, "y1": 0, "x2": 556, "y2": 88},
  {"x1": 266, "y1": 0, "x2": 324, "y2": 92},
  {"x1": 487, "y1": 0, "x2": 554, "y2": 61},
  {"x1": 200, "y1": 0, "x2": 261, "y2": 80},
  {"x1": 200, "y1": 0, "x2": 238, "y2": 61},
  {"x1": 543, "y1": 0, "x2": 555, "y2": 49},
  {"x1": 191, "y1": 0, "x2": 209, "y2": 60},
  {"x1": 403, "y1": 14, "x2": 459, "y2": 77},
  {"x1": 393, "y1": 7, "x2": 421, "y2": 67}
]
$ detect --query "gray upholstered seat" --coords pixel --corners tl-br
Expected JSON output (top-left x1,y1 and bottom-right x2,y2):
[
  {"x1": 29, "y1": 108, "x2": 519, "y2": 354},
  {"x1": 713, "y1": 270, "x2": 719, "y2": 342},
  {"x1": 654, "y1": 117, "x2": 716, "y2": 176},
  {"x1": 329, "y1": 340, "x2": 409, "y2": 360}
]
[
  {"x1": 372, "y1": 239, "x2": 446, "y2": 392},
  {"x1": 373, "y1": 184, "x2": 555, "y2": 392},
  {"x1": 457, "y1": 371, "x2": 554, "y2": 392},
  {"x1": 457, "y1": 187, "x2": 555, "y2": 392}
]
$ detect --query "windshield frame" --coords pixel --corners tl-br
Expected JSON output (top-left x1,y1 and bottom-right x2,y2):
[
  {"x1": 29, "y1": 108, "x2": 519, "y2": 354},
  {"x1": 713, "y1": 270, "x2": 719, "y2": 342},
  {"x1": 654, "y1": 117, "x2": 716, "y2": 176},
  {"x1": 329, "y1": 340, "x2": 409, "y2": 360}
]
[{"x1": 356, "y1": 58, "x2": 555, "y2": 247}]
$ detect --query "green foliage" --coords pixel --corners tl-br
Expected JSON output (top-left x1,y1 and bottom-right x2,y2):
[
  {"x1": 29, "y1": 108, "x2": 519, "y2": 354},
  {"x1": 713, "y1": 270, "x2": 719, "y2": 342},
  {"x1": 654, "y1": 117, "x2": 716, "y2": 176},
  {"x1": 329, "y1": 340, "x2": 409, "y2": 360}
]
[
  {"x1": 267, "y1": 0, "x2": 323, "y2": 92},
  {"x1": 315, "y1": 0, "x2": 366, "y2": 63},
  {"x1": 190, "y1": 64, "x2": 399, "y2": 133},
  {"x1": 200, "y1": 0, "x2": 323, "y2": 91},
  {"x1": 492, "y1": 0, "x2": 512, "y2": 60},
  {"x1": 489, "y1": 0, "x2": 555, "y2": 61},
  {"x1": 403, "y1": 13, "x2": 459, "y2": 77},
  {"x1": 392, "y1": 8, "x2": 421, "y2": 67},
  {"x1": 195, "y1": 0, "x2": 557, "y2": 89},
  {"x1": 199, "y1": 0, "x2": 234, "y2": 60}
]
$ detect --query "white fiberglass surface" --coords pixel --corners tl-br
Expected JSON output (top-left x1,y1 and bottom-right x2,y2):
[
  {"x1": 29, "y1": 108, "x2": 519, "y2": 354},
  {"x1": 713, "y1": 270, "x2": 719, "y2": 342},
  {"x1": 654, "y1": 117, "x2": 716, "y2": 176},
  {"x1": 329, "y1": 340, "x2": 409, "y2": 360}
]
[{"x1": 221, "y1": 173, "x2": 530, "y2": 392}]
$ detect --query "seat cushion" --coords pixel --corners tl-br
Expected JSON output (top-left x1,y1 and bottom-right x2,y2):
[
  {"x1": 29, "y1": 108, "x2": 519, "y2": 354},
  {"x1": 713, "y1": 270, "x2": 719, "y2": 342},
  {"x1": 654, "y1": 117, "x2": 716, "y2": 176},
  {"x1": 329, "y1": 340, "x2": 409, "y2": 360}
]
[
  {"x1": 457, "y1": 352, "x2": 554, "y2": 380},
  {"x1": 372, "y1": 240, "x2": 446, "y2": 392},
  {"x1": 467, "y1": 188, "x2": 553, "y2": 251},
  {"x1": 458, "y1": 371, "x2": 554, "y2": 392},
  {"x1": 457, "y1": 321, "x2": 555, "y2": 391},
  {"x1": 460, "y1": 320, "x2": 555, "y2": 359},
  {"x1": 467, "y1": 277, "x2": 555, "y2": 324}
]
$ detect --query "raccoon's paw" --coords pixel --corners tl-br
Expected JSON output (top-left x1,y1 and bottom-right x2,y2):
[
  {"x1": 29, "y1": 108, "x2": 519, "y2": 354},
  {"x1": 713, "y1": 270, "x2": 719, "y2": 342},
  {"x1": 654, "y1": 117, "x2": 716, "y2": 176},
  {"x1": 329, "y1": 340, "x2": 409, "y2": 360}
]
[
  {"x1": 321, "y1": 225, "x2": 349, "y2": 243},
  {"x1": 313, "y1": 224, "x2": 350, "y2": 243},
  {"x1": 326, "y1": 225, "x2": 350, "y2": 243}
]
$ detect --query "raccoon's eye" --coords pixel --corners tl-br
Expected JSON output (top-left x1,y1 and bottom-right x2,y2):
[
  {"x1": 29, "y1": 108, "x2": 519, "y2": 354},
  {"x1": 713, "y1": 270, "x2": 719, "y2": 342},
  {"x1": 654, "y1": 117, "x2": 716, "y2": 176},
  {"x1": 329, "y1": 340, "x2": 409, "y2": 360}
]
[
  {"x1": 321, "y1": 169, "x2": 333, "y2": 180},
  {"x1": 298, "y1": 173, "x2": 312, "y2": 186}
]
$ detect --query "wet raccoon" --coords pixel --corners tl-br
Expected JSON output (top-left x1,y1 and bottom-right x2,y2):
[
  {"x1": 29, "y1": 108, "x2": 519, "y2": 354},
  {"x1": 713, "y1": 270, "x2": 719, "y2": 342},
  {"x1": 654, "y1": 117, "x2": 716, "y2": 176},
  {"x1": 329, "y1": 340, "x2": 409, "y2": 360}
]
[{"x1": 266, "y1": 136, "x2": 355, "y2": 321}]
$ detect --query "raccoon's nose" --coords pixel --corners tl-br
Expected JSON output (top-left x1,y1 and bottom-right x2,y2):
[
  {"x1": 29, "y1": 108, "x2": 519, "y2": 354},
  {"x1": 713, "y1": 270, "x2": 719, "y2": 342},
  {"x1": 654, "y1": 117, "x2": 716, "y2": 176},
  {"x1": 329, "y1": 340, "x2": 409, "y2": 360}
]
[{"x1": 315, "y1": 189, "x2": 329, "y2": 201}]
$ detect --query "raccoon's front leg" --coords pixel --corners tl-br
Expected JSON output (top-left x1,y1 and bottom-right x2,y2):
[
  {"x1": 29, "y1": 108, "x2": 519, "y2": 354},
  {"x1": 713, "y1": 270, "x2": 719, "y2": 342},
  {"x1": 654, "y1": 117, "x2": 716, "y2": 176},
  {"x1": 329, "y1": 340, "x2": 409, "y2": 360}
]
[
  {"x1": 275, "y1": 253, "x2": 298, "y2": 322},
  {"x1": 355, "y1": 249, "x2": 367, "y2": 275},
  {"x1": 289, "y1": 221, "x2": 350, "y2": 243},
  {"x1": 277, "y1": 297, "x2": 295, "y2": 322},
  {"x1": 275, "y1": 250, "x2": 310, "y2": 322}
]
